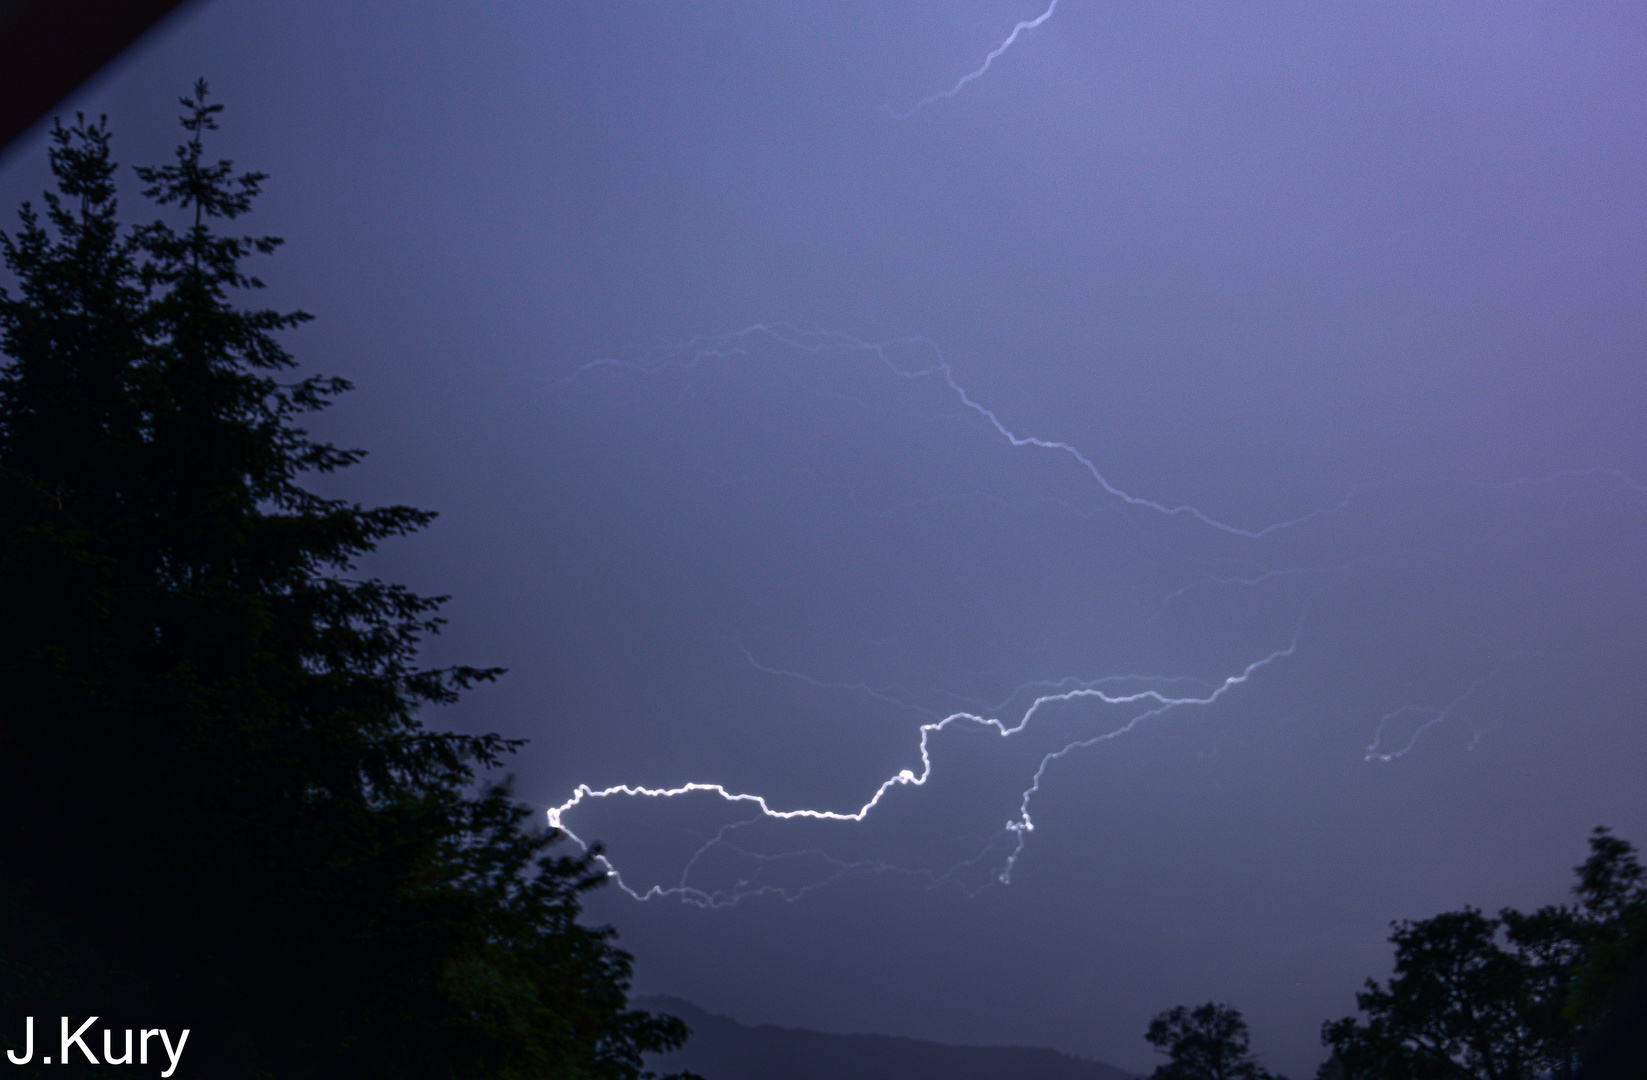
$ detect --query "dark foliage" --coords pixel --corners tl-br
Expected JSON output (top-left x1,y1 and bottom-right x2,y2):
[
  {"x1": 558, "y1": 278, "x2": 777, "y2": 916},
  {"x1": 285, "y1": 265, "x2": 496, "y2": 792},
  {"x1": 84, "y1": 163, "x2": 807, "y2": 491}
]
[
  {"x1": 0, "y1": 83, "x2": 694, "y2": 1078},
  {"x1": 1145, "y1": 1002, "x2": 1285, "y2": 1080},
  {"x1": 1322, "y1": 828, "x2": 1647, "y2": 1080}
]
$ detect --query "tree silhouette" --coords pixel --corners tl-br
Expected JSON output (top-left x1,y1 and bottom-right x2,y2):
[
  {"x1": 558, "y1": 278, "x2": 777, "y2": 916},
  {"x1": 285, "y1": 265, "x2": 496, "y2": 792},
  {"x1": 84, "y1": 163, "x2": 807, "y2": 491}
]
[
  {"x1": 0, "y1": 83, "x2": 695, "y2": 1078},
  {"x1": 1564, "y1": 827, "x2": 1647, "y2": 1042},
  {"x1": 1146, "y1": 1002, "x2": 1285, "y2": 1080},
  {"x1": 1322, "y1": 828, "x2": 1647, "y2": 1080}
]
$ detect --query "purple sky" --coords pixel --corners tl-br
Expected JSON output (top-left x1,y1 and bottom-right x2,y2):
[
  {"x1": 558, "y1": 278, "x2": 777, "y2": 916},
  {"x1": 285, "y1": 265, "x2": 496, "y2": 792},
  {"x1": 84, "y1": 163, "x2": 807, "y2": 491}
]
[{"x1": 5, "y1": 2, "x2": 1645, "y2": 1073}]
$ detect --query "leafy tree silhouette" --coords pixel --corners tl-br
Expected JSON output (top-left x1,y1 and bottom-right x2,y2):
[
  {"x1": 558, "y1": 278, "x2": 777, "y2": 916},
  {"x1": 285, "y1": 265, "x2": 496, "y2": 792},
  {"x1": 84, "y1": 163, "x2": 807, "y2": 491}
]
[
  {"x1": 1321, "y1": 828, "x2": 1647, "y2": 1080},
  {"x1": 1146, "y1": 1002, "x2": 1286, "y2": 1080},
  {"x1": 0, "y1": 83, "x2": 696, "y2": 1079}
]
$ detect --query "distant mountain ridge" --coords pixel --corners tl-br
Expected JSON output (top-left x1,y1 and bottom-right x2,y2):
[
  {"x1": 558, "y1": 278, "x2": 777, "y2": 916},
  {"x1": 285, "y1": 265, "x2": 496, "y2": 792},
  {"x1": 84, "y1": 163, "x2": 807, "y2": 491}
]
[{"x1": 638, "y1": 995, "x2": 1135, "y2": 1080}]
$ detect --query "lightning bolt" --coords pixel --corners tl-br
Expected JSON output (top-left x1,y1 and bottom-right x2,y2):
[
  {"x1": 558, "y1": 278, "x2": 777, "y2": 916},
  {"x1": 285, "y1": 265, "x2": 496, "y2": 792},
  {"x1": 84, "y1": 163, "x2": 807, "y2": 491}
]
[
  {"x1": 563, "y1": 323, "x2": 1349, "y2": 538},
  {"x1": 886, "y1": 0, "x2": 1062, "y2": 119},
  {"x1": 548, "y1": 323, "x2": 1642, "y2": 905},
  {"x1": 1363, "y1": 670, "x2": 1499, "y2": 763},
  {"x1": 550, "y1": 327, "x2": 1336, "y2": 903},
  {"x1": 547, "y1": 621, "x2": 1303, "y2": 906}
]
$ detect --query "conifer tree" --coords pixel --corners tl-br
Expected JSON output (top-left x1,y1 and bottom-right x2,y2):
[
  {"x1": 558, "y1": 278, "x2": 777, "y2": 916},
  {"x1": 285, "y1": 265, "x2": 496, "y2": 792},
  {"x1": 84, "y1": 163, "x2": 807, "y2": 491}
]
[{"x1": 0, "y1": 82, "x2": 693, "y2": 1079}]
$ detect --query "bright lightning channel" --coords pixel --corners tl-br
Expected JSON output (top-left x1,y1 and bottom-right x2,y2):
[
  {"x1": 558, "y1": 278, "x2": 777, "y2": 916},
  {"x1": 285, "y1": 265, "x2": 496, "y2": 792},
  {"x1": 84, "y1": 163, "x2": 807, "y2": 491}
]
[
  {"x1": 555, "y1": 322, "x2": 1612, "y2": 905},
  {"x1": 549, "y1": 326, "x2": 1340, "y2": 904},
  {"x1": 549, "y1": 321, "x2": 1647, "y2": 903},
  {"x1": 547, "y1": 623, "x2": 1303, "y2": 907},
  {"x1": 886, "y1": 0, "x2": 1062, "y2": 119}
]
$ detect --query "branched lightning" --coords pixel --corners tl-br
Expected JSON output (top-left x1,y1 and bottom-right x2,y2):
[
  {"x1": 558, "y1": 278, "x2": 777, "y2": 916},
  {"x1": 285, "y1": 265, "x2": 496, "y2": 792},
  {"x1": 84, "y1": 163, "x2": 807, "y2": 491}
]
[
  {"x1": 885, "y1": 0, "x2": 1062, "y2": 119},
  {"x1": 549, "y1": 326, "x2": 1340, "y2": 903},
  {"x1": 563, "y1": 324, "x2": 1348, "y2": 538},
  {"x1": 1363, "y1": 669, "x2": 1499, "y2": 762},
  {"x1": 548, "y1": 620, "x2": 1304, "y2": 906},
  {"x1": 548, "y1": 323, "x2": 1641, "y2": 906}
]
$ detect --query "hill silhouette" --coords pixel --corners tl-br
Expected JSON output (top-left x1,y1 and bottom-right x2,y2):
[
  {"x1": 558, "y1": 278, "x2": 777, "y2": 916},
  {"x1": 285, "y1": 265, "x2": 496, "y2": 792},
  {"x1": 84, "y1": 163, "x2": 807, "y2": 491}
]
[{"x1": 639, "y1": 996, "x2": 1135, "y2": 1080}]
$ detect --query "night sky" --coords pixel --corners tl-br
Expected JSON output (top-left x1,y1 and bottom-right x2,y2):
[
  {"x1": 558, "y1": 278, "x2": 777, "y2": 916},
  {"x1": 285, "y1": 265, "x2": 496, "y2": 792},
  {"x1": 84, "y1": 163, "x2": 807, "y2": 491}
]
[{"x1": 4, "y1": 2, "x2": 1644, "y2": 1073}]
